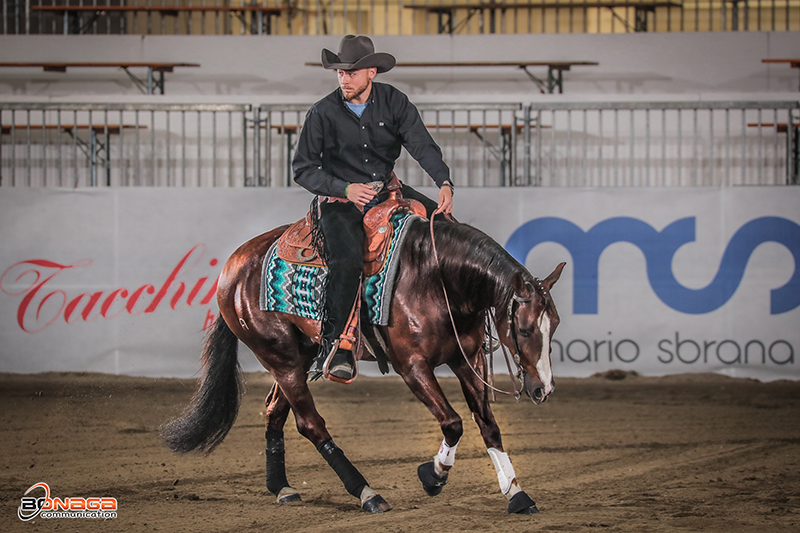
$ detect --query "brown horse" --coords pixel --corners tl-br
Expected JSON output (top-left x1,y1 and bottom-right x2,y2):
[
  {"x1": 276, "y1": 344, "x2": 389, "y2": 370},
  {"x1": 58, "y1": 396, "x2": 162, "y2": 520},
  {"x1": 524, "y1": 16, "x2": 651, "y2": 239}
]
[{"x1": 160, "y1": 217, "x2": 565, "y2": 515}]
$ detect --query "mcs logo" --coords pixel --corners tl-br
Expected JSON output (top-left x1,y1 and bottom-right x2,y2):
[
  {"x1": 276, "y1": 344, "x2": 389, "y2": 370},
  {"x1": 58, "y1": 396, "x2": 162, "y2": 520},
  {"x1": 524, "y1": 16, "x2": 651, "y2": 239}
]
[{"x1": 506, "y1": 216, "x2": 800, "y2": 315}]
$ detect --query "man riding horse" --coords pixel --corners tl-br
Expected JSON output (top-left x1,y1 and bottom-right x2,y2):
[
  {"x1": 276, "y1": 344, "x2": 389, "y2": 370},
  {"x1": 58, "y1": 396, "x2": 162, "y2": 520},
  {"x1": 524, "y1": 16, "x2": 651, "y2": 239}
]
[{"x1": 292, "y1": 34, "x2": 455, "y2": 382}]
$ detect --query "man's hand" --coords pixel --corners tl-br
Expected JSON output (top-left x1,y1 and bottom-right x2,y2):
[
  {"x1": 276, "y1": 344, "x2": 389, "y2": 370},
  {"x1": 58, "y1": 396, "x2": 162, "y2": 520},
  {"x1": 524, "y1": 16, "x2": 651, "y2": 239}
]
[
  {"x1": 346, "y1": 183, "x2": 378, "y2": 211},
  {"x1": 434, "y1": 183, "x2": 454, "y2": 215}
]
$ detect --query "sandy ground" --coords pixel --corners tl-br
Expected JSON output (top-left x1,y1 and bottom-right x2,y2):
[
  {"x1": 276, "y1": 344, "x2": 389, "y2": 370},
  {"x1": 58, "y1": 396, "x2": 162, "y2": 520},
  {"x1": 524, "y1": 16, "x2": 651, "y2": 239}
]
[{"x1": 1, "y1": 370, "x2": 799, "y2": 533}]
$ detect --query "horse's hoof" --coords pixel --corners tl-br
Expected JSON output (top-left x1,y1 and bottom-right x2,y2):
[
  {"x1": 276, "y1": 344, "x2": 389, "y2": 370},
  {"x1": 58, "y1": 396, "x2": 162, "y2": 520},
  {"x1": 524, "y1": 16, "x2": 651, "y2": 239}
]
[
  {"x1": 417, "y1": 461, "x2": 448, "y2": 497},
  {"x1": 276, "y1": 487, "x2": 302, "y2": 504},
  {"x1": 362, "y1": 494, "x2": 392, "y2": 513},
  {"x1": 508, "y1": 491, "x2": 539, "y2": 515}
]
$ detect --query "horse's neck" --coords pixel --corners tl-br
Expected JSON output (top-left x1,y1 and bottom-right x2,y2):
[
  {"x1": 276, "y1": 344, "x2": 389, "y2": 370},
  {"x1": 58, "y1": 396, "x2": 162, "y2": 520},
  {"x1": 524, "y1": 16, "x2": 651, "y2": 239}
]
[{"x1": 431, "y1": 223, "x2": 519, "y2": 313}]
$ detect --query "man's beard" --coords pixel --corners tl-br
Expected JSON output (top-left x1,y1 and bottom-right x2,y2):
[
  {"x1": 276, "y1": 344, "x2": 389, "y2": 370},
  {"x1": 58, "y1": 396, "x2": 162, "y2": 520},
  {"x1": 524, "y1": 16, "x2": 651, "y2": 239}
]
[{"x1": 343, "y1": 81, "x2": 370, "y2": 102}]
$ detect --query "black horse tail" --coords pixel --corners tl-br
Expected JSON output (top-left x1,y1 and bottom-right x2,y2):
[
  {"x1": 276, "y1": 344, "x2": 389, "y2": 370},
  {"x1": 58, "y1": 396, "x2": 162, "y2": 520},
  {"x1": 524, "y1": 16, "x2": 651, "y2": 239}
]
[{"x1": 159, "y1": 314, "x2": 243, "y2": 454}]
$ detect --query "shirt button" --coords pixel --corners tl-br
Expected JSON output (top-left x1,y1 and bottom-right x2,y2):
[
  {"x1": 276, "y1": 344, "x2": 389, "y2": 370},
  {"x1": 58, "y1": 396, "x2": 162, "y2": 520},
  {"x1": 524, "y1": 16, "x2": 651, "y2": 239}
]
[
  {"x1": 362, "y1": 126, "x2": 365, "y2": 129},
  {"x1": 363, "y1": 144, "x2": 367, "y2": 147},
  {"x1": 372, "y1": 173, "x2": 376, "y2": 176},
  {"x1": 365, "y1": 159, "x2": 369, "y2": 162}
]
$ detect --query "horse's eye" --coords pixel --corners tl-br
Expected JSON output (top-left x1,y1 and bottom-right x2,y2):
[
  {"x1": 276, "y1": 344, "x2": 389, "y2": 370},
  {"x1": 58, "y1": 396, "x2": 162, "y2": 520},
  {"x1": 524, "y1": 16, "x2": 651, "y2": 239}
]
[{"x1": 518, "y1": 328, "x2": 531, "y2": 338}]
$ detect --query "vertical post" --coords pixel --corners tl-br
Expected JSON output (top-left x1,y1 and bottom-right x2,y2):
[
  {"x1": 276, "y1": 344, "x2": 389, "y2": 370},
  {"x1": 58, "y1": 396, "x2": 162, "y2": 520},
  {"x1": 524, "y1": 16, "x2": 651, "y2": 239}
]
[
  {"x1": 41, "y1": 109, "x2": 47, "y2": 186},
  {"x1": 135, "y1": 110, "x2": 141, "y2": 186},
  {"x1": 522, "y1": 106, "x2": 532, "y2": 187},
  {"x1": 254, "y1": 107, "x2": 261, "y2": 187},
  {"x1": 118, "y1": 110, "x2": 124, "y2": 186},
  {"x1": 26, "y1": 110, "x2": 31, "y2": 187},
  {"x1": 724, "y1": 108, "x2": 730, "y2": 187},
  {"x1": 197, "y1": 110, "x2": 202, "y2": 186},
  {"x1": 566, "y1": 109, "x2": 572, "y2": 186},
  {"x1": 90, "y1": 126, "x2": 97, "y2": 187},
  {"x1": 182, "y1": 110, "x2": 187, "y2": 187},
  {"x1": 582, "y1": 108, "x2": 588, "y2": 186},
  {"x1": 645, "y1": 108, "x2": 650, "y2": 186},
  {"x1": 692, "y1": 108, "x2": 698, "y2": 186},
  {"x1": 10, "y1": 110, "x2": 16, "y2": 186},
  {"x1": 228, "y1": 111, "x2": 233, "y2": 187},
  {"x1": 166, "y1": 111, "x2": 171, "y2": 187},
  {"x1": 147, "y1": 67, "x2": 154, "y2": 95},
  {"x1": 212, "y1": 111, "x2": 217, "y2": 187},
  {"x1": 151, "y1": 110, "x2": 156, "y2": 186}
]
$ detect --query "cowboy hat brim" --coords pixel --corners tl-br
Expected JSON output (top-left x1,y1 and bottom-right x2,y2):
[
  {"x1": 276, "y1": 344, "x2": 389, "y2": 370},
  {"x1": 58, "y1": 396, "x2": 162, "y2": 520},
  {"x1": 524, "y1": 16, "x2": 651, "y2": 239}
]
[{"x1": 321, "y1": 48, "x2": 396, "y2": 73}]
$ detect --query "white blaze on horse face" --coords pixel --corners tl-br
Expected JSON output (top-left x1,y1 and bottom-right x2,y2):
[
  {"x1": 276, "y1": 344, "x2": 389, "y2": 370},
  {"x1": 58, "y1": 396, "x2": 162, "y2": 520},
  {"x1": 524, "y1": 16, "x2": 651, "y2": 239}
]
[{"x1": 536, "y1": 311, "x2": 553, "y2": 396}]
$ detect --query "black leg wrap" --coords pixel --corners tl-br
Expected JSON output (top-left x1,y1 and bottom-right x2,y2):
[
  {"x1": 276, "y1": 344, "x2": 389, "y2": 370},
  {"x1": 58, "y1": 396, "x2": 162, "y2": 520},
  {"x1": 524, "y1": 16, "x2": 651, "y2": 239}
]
[
  {"x1": 508, "y1": 491, "x2": 539, "y2": 515},
  {"x1": 417, "y1": 461, "x2": 448, "y2": 496},
  {"x1": 317, "y1": 439, "x2": 368, "y2": 498},
  {"x1": 266, "y1": 429, "x2": 290, "y2": 496}
]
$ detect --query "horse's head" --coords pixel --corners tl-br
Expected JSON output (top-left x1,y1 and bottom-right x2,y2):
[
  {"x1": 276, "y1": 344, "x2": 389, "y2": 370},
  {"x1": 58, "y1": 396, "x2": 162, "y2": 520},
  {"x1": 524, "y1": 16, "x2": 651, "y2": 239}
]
[{"x1": 503, "y1": 262, "x2": 565, "y2": 405}]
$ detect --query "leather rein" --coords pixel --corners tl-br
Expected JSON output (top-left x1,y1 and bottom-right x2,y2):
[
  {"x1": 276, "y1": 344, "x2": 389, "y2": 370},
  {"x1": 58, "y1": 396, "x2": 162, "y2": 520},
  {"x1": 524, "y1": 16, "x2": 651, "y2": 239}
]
[{"x1": 428, "y1": 215, "x2": 538, "y2": 400}]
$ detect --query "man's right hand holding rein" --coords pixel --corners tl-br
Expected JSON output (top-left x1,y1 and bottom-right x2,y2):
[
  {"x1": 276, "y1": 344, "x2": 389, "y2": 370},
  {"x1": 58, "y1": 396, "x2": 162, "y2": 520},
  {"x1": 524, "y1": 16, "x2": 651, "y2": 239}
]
[{"x1": 346, "y1": 183, "x2": 378, "y2": 211}]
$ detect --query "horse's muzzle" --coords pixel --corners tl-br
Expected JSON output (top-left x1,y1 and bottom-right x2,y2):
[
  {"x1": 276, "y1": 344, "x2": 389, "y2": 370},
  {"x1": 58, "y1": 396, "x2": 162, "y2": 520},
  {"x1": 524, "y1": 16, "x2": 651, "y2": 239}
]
[{"x1": 523, "y1": 375, "x2": 555, "y2": 405}]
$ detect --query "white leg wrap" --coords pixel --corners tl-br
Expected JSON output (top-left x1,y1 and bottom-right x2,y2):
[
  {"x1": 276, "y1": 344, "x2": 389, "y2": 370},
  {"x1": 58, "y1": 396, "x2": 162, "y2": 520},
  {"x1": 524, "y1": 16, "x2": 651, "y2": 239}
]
[
  {"x1": 437, "y1": 438, "x2": 459, "y2": 468},
  {"x1": 488, "y1": 448, "x2": 521, "y2": 498}
]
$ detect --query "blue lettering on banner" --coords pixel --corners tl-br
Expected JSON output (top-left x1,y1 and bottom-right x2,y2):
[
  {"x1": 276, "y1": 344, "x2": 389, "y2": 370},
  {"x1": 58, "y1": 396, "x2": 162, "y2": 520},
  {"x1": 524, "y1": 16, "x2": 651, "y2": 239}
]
[{"x1": 505, "y1": 216, "x2": 800, "y2": 315}]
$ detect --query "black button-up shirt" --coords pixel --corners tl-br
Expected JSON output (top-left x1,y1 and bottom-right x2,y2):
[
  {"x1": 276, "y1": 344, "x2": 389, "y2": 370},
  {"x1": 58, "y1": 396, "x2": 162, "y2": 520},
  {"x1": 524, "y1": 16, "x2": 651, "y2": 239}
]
[{"x1": 292, "y1": 82, "x2": 450, "y2": 198}]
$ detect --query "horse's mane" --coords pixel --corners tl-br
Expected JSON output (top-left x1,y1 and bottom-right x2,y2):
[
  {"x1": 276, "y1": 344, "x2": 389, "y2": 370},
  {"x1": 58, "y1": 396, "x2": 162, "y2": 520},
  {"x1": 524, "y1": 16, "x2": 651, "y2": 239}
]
[{"x1": 402, "y1": 219, "x2": 532, "y2": 317}]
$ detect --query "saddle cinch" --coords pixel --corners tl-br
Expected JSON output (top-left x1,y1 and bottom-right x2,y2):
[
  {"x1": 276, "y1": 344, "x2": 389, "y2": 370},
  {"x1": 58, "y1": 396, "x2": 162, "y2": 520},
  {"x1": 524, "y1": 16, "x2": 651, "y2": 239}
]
[{"x1": 275, "y1": 178, "x2": 427, "y2": 356}]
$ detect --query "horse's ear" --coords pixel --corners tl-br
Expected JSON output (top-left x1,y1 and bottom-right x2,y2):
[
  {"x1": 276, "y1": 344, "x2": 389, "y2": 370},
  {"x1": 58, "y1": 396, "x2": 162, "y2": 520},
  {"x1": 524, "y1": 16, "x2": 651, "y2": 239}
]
[
  {"x1": 511, "y1": 272, "x2": 529, "y2": 296},
  {"x1": 542, "y1": 262, "x2": 566, "y2": 290}
]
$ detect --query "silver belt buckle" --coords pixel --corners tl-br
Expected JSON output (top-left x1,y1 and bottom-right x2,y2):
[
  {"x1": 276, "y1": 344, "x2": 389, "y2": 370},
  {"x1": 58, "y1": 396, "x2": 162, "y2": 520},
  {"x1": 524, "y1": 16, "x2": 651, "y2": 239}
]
[{"x1": 365, "y1": 180, "x2": 384, "y2": 193}]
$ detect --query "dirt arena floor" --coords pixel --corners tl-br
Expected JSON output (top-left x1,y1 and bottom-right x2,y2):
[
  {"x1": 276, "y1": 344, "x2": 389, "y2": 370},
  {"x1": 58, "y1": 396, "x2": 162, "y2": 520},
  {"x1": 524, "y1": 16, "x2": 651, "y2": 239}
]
[{"x1": 1, "y1": 370, "x2": 799, "y2": 533}]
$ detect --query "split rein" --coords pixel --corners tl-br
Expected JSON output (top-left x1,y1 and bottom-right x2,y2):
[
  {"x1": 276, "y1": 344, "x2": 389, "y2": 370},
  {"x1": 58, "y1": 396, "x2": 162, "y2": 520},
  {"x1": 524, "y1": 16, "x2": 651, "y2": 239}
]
[{"x1": 428, "y1": 215, "x2": 531, "y2": 401}]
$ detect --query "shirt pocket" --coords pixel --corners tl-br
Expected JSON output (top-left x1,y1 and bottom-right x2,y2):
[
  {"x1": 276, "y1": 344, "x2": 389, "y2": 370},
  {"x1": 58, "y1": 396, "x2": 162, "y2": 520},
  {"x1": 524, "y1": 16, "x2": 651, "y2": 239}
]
[{"x1": 371, "y1": 119, "x2": 400, "y2": 151}]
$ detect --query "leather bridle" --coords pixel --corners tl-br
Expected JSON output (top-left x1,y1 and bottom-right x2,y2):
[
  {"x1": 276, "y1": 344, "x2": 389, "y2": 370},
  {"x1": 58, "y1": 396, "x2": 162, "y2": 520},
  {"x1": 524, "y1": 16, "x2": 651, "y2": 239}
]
[{"x1": 429, "y1": 216, "x2": 545, "y2": 400}]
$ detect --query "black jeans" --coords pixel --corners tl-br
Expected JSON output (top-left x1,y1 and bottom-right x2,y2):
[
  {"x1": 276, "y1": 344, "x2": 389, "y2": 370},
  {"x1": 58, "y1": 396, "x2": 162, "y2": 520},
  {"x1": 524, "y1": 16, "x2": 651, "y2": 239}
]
[{"x1": 318, "y1": 184, "x2": 441, "y2": 345}]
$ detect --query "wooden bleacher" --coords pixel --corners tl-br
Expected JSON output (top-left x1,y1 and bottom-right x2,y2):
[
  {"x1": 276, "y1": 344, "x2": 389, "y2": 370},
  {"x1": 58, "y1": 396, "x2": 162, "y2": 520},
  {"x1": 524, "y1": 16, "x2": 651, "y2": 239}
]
[
  {"x1": 305, "y1": 60, "x2": 598, "y2": 93},
  {"x1": 762, "y1": 59, "x2": 800, "y2": 92},
  {"x1": 0, "y1": 62, "x2": 200, "y2": 94},
  {"x1": 404, "y1": 1, "x2": 683, "y2": 34},
  {"x1": 30, "y1": 5, "x2": 289, "y2": 35}
]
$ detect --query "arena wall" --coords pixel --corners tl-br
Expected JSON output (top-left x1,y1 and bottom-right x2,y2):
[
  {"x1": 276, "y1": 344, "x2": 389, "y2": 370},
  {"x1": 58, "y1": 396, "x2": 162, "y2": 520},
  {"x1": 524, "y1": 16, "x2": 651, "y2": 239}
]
[{"x1": 0, "y1": 187, "x2": 797, "y2": 380}]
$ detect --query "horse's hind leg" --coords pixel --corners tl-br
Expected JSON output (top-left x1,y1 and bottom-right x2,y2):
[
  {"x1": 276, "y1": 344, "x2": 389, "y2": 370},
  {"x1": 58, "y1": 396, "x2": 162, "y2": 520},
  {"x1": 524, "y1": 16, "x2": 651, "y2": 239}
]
[
  {"x1": 451, "y1": 359, "x2": 539, "y2": 515},
  {"x1": 262, "y1": 363, "x2": 391, "y2": 513},
  {"x1": 264, "y1": 382, "x2": 301, "y2": 504}
]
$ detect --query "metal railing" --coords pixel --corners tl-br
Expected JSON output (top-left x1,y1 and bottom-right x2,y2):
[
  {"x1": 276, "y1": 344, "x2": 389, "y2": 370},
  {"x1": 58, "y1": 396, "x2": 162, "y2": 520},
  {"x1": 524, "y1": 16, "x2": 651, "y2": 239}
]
[
  {"x1": 3, "y1": 0, "x2": 799, "y2": 35},
  {"x1": 0, "y1": 103, "x2": 251, "y2": 187},
  {"x1": 523, "y1": 101, "x2": 800, "y2": 187},
  {"x1": 2, "y1": 100, "x2": 798, "y2": 188}
]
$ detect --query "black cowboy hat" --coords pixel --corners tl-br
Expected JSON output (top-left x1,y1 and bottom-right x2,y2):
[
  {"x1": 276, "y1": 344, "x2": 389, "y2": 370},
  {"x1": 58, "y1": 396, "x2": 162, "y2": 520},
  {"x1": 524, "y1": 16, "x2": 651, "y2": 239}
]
[{"x1": 321, "y1": 35, "x2": 396, "y2": 73}]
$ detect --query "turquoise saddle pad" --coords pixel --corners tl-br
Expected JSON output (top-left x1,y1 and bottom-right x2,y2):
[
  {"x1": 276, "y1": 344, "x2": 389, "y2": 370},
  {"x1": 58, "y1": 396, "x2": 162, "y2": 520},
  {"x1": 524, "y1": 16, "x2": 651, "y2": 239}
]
[{"x1": 259, "y1": 211, "x2": 423, "y2": 326}]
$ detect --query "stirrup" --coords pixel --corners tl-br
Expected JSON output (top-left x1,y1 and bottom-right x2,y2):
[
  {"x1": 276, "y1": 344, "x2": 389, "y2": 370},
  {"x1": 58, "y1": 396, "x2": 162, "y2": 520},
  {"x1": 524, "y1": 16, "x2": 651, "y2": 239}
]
[{"x1": 322, "y1": 340, "x2": 359, "y2": 384}]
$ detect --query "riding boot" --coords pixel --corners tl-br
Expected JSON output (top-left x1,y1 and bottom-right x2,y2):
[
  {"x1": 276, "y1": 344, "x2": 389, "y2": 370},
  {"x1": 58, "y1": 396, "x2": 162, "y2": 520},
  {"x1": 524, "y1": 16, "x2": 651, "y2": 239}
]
[{"x1": 313, "y1": 200, "x2": 365, "y2": 382}]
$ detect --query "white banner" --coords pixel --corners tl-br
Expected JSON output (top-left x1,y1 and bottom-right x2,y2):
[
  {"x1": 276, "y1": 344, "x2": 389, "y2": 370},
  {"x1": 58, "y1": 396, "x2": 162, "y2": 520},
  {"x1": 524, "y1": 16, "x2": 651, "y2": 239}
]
[{"x1": 0, "y1": 187, "x2": 797, "y2": 380}]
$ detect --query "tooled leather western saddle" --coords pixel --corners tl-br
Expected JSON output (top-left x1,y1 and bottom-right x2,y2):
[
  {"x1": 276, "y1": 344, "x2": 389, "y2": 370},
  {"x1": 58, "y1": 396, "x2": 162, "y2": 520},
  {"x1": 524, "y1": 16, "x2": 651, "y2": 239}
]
[{"x1": 274, "y1": 177, "x2": 427, "y2": 355}]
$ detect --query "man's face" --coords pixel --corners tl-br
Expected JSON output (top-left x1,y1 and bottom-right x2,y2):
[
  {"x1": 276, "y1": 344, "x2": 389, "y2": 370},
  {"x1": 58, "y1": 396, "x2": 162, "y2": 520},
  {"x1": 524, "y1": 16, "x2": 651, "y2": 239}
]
[{"x1": 337, "y1": 68, "x2": 376, "y2": 103}]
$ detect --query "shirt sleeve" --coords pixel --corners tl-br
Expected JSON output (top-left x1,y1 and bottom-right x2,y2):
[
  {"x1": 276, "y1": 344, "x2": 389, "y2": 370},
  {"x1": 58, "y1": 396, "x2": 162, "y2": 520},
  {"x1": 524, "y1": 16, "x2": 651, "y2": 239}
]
[
  {"x1": 395, "y1": 92, "x2": 450, "y2": 188},
  {"x1": 292, "y1": 106, "x2": 350, "y2": 198}
]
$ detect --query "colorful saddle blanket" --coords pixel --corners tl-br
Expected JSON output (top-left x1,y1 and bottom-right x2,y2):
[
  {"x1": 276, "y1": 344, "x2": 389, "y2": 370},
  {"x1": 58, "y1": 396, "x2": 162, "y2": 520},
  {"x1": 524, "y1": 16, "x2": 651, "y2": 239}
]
[{"x1": 259, "y1": 211, "x2": 423, "y2": 326}]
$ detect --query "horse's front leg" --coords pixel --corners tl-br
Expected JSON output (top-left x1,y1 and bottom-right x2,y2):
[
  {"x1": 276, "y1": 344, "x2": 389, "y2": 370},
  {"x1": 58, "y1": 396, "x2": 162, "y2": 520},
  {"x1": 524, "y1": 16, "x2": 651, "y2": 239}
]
[
  {"x1": 393, "y1": 357, "x2": 464, "y2": 497},
  {"x1": 451, "y1": 357, "x2": 539, "y2": 515}
]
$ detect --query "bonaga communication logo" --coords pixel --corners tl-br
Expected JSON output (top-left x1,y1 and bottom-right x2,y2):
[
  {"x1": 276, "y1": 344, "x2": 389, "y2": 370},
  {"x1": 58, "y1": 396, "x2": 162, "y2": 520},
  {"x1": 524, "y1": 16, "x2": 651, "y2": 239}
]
[
  {"x1": 506, "y1": 216, "x2": 800, "y2": 315},
  {"x1": 18, "y1": 482, "x2": 117, "y2": 521}
]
